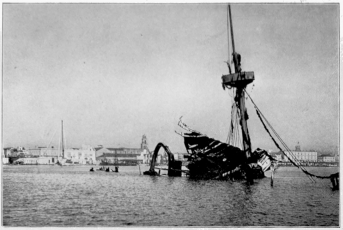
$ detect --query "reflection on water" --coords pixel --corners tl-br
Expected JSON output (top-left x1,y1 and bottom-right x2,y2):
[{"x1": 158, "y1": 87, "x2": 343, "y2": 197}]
[{"x1": 2, "y1": 165, "x2": 339, "y2": 226}]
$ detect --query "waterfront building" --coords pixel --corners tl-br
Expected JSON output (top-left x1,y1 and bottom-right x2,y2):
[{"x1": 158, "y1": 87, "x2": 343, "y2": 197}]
[
  {"x1": 21, "y1": 158, "x2": 38, "y2": 164},
  {"x1": 97, "y1": 153, "x2": 144, "y2": 165},
  {"x1": 37, "y1": 157, "x2": 56, "y2": 164},
  {"x1": 95, "y1": 147, "x2": 112, "y2": 158},
  {"x1": 283, "y1": 151, "x2": 318, "y2": 162},
  {"x1": 6, "y1": 145, "x2": 96, "y2": 165},
  {"x1": 108, "y1": 147, "x2": 143, "y2": 155},
  {"x1": 17, "y1": 146, "x2": 25, "y2": 151},
  {"x1": 63, "y1": 145, "x2": 96, "y2": 164},
  {"x1": 2, "y1": 157, "x2": 9, "y2": 164},
  {"x1": 142, "y1": 150, "x2": 151, "y2": 164},
  {"x1": 3, "y1": 147, "x2": 12, "y2": 158},
  {"x1": 39, "y1": 147, "x2": 60, "y2": 157},
  {"x1": 95, "y1": 135, "x2": 154, "y2": 165},
  {"x1": 137, "y1": 149, "x2": 151, "y2": 164},
  {"x1": 2, "y1": 148, "x2": 11, "y2": 164},
  {"x1": 282, "y1": 143, "x2": 318, "y2": 162},
  {"x1": 26, "y1": 148, "x2": 41, "y2": 157},
  {"x1": 321, "y1": 154, "x2": 336, "y2": 162},
  {"x1": 18, "y1": 157, "x2": 56, "y2": 165},
  {"x1": 25, "y1": 147, "x2": 60, "y2": 157},
  {"x1": 95, "y1": 147, "x2": 145, "y2": 163},
  {"x1": 5, "y1": 148, "x2": 22, "y2": 157},
  {"x1": 96, "y1": 148, "x2": 148, "y2": 165}
]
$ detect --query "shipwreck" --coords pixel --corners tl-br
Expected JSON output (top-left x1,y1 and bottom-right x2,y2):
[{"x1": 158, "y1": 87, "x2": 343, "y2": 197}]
[{"x1": 144, "y1": 5, "x2": 338, "y2": 188}]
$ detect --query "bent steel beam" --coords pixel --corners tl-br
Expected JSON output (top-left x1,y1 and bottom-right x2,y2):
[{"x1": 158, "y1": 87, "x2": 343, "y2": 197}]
[{"x1": 143, "y1": 142, "x2": 182, "y2": 176}]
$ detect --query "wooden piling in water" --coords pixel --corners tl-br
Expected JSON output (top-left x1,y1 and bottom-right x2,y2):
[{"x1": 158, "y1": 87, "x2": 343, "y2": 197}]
[
  {"x1": 330, "y1": 173, "x2": 339, "y2": 190},
  {"x1": 270, "y1": 165, "x2": 274, "y2": 187}
]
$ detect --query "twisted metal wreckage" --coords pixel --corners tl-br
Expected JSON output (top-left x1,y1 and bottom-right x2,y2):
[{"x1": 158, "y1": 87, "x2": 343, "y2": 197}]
[{"x1": 144, "y1": 5, "x2": 339, "y2": 188}]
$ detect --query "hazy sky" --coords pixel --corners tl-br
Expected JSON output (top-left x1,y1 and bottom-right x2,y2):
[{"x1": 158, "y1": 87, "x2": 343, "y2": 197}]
[{"x1": 3, "y1": 3, "x2": 339, "y2": 153}]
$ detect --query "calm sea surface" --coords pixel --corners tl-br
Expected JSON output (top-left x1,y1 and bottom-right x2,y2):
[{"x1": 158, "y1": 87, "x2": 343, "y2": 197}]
[{"x1": 2, "y1": 165, "x2": 339, "y2": 227}]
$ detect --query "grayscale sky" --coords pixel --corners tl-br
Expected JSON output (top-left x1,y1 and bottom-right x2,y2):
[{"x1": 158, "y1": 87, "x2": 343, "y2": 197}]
[{"x1": 3, "y1": 3, "x2": 339, "y2": 153}]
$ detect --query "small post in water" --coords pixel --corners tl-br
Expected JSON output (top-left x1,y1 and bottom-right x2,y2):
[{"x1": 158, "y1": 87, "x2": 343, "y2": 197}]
[
  {"x1": 270, "y1": 165, "x2": 274, "y2": 187},
  {"x1": 330, "y1": 173, "x2": 339, "y2": 190}
]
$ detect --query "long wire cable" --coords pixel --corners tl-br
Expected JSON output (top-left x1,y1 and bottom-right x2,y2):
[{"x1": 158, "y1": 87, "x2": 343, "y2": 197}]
[
  {"x1": 244, "y1": 90, "x2": 315, "y2": 181},
  {"x1": 244, "y1": 89, "x2": 333, "y2": 181}
]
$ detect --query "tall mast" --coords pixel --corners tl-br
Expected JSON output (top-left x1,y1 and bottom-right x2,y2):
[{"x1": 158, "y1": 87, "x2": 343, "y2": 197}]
[
  {"x1": 229, "y1": 5, "x2": 235, "y2": 56},
  {"x1": 223, "y1": 5, "x2": 254, "y2": 160},
  {"x1": 61, "y1": 120, "x2": 64, "y2": 158}
]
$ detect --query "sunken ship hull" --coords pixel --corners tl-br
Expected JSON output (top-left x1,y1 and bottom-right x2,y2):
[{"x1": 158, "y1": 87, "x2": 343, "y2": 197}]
[{"x1": 179, "y1": 120, "x2": 274, "y2": 181}]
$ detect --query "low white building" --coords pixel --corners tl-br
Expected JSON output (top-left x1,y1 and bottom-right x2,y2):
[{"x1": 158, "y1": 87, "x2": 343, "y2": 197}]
[
  {"x1": 15, "y1": 157, "x2": 57, "y2": 165},
  {"x1": 3, "y1": 147, "x2": 12, "y2": 158},
  {"x1": 282, "y1": 143, "x2": 317, "y2": 162},
  {"x1": 37, "y1": 157, "x2": 57, "y2": 164},
  {"x1": 323, "y1": 156, "x2": 336, "y2": 162},
  {"x1": 2, "y1": 157, "x2": 9, "y2": 164},
  {"x1": 137, "y1": 149, "x2": 150, "y2": 164},
  {"x1": 39, "y1": 147, "x2": 60, "y2": 157},
  {"x1": 283, "y1": 151, "x2": 317, "y2": 162},
  {"x1": 63, "y1": 145, "x2": 96, "y2": 164},
  {"x1": 21, "y1": 158, "x2": 38, "y2": 164}
]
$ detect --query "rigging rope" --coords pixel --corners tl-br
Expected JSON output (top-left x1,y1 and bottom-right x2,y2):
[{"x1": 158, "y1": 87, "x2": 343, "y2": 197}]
[
  {"x1": 244, "y1": 89, "x2": 333, "y2": 181},
  {"x1": 246, "y1": 97, "x2": 305, "y2": 168},
  {"x1": 255, "y1": 110, "x2": 315, "y2": 182},
  {"x1": 46, "y1": 130, "x2": 57, "y2": 150}
]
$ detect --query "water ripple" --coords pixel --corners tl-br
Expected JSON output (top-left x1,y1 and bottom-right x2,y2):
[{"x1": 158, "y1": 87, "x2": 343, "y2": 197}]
[{"x1": 2, "y1": 165, "x2": 339, "y2": 226}]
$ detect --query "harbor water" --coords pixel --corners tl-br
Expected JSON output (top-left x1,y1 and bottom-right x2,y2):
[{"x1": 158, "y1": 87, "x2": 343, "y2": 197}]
[{"x1": 2, "y1": 165, "x2": 339, "y2": 227}]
